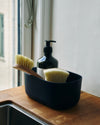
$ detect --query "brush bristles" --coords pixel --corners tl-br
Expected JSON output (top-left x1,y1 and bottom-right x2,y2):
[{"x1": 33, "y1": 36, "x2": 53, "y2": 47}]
[{"x1": 15, "y1": 55, "x2": 34, "y2": 70}]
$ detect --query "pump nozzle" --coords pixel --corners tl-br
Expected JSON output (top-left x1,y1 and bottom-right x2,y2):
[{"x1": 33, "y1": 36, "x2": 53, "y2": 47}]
[{"x1": 45, "y1": 40, "x2": 56, "y2": 47}]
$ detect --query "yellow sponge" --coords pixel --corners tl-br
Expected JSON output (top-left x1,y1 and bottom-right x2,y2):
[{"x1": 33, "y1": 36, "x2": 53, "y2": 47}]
[{"x1": 44, "y1": 68, "x2": 69, "y2": 83}]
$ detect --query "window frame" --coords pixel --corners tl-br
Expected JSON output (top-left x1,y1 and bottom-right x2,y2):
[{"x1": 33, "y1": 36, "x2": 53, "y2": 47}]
[
  {"x1": 20, "y1": 0, "x2": 52, "y2": 62},
  {"x1": 0, "y1": 13, "x2": 4, "y2": 59},
  {"x1": 17, "y1": 0, "x2": 51, "y2": 86}
]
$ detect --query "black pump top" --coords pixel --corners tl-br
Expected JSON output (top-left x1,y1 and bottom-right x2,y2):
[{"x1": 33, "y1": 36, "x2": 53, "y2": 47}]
[
  {"x1": 44, "y1": 40, "x2": 56, "y2": 56},
  {"x1": 45, "y1": 40, "x2": 56, "y2": 47}
]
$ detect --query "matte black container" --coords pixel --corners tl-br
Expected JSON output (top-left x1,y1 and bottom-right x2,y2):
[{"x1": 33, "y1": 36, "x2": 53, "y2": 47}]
[{"x1": 25, "y1": 68, "x2": 82, "y2": 110}]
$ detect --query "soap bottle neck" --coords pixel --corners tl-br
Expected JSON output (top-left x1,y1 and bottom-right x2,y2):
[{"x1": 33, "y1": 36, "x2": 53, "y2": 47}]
[
  {"x1": 44, "y1": 52, "x2": 52, "y2": 58},
  {"x1": 44, "y1": 46, "x2": 52, "y2": 58}
]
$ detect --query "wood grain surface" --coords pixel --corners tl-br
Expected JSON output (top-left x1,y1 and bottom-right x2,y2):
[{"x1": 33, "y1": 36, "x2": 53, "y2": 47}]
[{"x1": 0, "y1": 86, "x2": 100, "y2": 125}]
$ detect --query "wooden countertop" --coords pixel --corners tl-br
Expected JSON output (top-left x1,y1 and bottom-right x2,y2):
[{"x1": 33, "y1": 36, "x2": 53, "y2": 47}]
[{"x1": 0, "y1": 86, "x2": 100, "y2": 125}]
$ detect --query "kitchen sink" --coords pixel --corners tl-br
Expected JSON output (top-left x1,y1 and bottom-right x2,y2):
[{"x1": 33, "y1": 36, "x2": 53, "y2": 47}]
[{"x1": 0, "y1": 101, "x2": 48, "y2": 125}]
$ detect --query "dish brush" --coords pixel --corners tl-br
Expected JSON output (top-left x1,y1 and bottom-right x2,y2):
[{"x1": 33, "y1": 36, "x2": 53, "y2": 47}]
[
  {"x1": 44, "y1": 68, "x2": 69, "y2": 83},
  {"x1": 13, "y1": 55, "x2": 43, "y2": 79}
]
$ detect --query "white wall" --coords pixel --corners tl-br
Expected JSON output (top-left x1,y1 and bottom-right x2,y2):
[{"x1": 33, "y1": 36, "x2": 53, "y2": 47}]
[{"x1": 51, "y1": 0, "x2": 100, "y2": 97}]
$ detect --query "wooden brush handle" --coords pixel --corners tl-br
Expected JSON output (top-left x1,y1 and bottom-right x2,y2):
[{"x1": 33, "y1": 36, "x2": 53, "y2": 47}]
[{"x1": 13, "y1": 64, "x2": 43, "y2": 79}]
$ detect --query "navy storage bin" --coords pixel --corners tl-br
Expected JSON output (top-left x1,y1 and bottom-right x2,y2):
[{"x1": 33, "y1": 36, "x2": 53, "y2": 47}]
[{"x1": 25, "y1": 68, "x2": 82, "y2": 110}]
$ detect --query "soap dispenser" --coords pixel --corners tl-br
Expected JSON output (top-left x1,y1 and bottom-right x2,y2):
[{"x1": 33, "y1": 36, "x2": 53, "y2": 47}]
[{"x1": 37, "y1": 40, "x2": 58, "y2": 78}]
